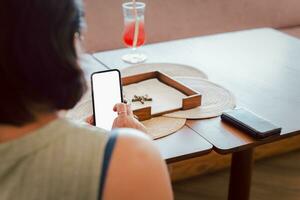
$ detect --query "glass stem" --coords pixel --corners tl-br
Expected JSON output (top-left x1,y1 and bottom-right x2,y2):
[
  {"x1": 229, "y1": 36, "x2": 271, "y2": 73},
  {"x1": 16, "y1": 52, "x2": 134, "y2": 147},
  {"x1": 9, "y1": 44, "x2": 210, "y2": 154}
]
[{"x1": 131, "y1": 47, "x2": 137, "y2": 54}]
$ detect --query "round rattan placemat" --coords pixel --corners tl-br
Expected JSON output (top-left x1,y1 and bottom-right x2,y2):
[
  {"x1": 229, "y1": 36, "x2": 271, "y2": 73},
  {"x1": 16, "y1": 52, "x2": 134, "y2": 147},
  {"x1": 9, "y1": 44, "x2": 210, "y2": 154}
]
[
  {"x1": 121, "y1": 63, "x2": 208, "y2": 79},
  {"x1": 142, "y1": 117, "x2": 186, "y2": 140},
  {"x1": 164, "y1": 77, "x2": 236, "y2": 119},
  {"x1": 66, "y1": 89, "x2": 92, "y2": 121}
]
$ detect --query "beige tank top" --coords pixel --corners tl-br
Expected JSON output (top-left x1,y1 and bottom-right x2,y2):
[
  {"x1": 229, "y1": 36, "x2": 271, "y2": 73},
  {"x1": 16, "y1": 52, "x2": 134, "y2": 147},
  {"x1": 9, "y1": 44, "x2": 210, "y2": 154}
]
[{"x1": 0, "y1": 118, "x2": 110, "y2": 200}]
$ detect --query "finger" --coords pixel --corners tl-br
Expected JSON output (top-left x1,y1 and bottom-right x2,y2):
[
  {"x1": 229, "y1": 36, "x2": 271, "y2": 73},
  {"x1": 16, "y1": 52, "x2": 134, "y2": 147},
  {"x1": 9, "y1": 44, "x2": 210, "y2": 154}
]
[
  {"x1": 113, "y1": 104, "x2": 118, "y2": 112},
  {"x1": 113, "y1": 103, "x2": 125, "y2": 112},
  {"x1": 113, "y1": 103, "x2": 127, "y2": 116},
  {"x1": 85, "y1": 115, "x2": 94, "y2": 124}
]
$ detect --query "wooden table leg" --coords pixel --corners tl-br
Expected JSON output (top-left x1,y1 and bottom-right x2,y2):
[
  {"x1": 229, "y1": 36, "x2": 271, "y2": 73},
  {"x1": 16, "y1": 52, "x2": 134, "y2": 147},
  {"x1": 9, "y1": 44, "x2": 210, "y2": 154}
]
[{"x1": 228, "y1": 148, "x2": 254, "y2": 200}]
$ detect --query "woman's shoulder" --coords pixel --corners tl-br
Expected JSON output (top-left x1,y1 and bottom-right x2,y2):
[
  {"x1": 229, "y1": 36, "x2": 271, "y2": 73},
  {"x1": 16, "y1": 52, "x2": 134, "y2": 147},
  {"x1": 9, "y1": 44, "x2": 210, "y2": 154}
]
[{"x1": 101, "y1": 128, "x2": 174, "y2": 200}]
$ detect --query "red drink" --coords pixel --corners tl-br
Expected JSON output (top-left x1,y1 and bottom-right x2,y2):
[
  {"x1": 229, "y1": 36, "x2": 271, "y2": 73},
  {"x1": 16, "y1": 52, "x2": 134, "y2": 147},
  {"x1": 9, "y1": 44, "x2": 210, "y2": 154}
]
[
  {"x1": 121, "y1": 2, "x2": 147, "y2": 63},
  {"x1": 123, "y1": 20, "x2": 145, "y2": 47}
]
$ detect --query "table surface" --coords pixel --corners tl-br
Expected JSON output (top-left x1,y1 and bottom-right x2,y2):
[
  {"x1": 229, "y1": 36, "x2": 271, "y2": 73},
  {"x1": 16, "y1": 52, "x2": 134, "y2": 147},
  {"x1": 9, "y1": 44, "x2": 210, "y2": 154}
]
[
  {"x1": 93, "y1": 28, "x2": 300, "y2": 154},
  {"x1": 79, "y1": 54, "x2": 107, "y2": 78},
  {"x1": 80, "y1": 54, "x2": 213, "y2": 163}
]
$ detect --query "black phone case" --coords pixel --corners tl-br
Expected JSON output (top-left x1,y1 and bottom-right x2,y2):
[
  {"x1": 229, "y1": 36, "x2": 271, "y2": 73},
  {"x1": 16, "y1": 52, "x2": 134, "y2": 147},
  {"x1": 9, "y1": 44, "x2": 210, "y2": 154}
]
[
  {"x1": 91, "y1": 69, "x2": 123, "y2": 127},
  {"x1": 221, "y1": 108, "x2": 282, "y2": 139}
]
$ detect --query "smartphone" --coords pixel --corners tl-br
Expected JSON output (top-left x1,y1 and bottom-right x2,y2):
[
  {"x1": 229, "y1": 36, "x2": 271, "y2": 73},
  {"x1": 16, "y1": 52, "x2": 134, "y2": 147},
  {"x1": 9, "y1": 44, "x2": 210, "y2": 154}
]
[
  {"x1": 91, "y1": 69, "x2": 123, "y2": 130},
  {"x1": 221, "y1": 108, "x2": 282, "y2": 139}
]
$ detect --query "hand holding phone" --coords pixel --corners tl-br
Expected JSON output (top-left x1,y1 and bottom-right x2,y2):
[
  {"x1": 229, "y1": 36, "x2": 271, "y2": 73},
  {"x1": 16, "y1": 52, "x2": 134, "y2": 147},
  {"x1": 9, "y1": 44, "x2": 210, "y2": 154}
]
[
  {"x1": 91, "y1": 69, "x2": 147, "y2": 133},
  {"x1": 112, "y1": 103, "x2": 147, "y2": 133}
]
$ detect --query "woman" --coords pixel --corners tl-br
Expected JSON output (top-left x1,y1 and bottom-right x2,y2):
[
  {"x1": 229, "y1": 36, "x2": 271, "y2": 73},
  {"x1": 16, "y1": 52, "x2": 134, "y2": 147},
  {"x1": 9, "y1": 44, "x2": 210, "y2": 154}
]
[{"x1": 0, "y1": 0, "x2": 173, "y2": 199}]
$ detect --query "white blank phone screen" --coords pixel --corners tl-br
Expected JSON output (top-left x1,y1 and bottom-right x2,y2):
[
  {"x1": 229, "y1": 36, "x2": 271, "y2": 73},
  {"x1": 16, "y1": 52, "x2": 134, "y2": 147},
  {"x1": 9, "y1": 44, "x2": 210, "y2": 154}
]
[{"x1": 92, "y1": 70, "x2": 122, "y2": 130}]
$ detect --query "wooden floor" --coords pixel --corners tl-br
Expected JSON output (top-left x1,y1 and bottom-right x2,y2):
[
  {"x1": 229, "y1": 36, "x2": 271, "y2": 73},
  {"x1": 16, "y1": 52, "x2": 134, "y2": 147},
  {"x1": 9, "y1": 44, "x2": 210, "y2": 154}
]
[{"x1": 173, "y1": 149, "x2": 300, "y2": 200}]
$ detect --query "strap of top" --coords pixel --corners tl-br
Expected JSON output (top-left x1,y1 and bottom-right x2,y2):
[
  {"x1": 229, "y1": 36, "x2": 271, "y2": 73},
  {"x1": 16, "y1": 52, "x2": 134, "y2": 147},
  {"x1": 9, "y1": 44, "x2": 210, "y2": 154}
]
[{"x1": 98, "y1": 130, "x2": 118, "y2": 200}]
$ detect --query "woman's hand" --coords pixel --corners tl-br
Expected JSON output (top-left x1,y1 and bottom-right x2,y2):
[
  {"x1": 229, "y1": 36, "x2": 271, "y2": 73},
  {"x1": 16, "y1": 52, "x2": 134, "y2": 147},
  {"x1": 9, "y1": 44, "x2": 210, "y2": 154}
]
[
  {"x1": 85, "y1": 115, "x2": 94, "y2": 125},
  {"x1": 112, "y1": 103, "x2": 147, "y2": 133}
]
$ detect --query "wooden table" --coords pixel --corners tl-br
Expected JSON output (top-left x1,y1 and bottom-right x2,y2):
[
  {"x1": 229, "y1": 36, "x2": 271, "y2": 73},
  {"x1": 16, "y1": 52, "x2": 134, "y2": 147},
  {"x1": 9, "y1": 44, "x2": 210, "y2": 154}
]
[
  {"x1": 80, "y1": 55, "x2": 213, "y2": 164},
  {"x1": 93, "y1": 28, "x2": 300, "y2": 200}
]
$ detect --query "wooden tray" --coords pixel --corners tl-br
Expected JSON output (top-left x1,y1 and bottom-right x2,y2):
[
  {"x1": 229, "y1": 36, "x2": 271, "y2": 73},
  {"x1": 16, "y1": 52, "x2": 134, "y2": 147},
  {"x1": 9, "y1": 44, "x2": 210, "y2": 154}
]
[{"x1": 122, "y1": 71, "x2": 202, "y2": 121}]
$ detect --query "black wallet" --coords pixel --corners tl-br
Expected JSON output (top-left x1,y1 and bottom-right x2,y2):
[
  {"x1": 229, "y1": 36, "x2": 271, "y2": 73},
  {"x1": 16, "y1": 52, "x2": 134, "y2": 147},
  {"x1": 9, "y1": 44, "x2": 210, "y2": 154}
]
[{"x1": 221, "y1": 108, "x2": 282, "y2": 139}]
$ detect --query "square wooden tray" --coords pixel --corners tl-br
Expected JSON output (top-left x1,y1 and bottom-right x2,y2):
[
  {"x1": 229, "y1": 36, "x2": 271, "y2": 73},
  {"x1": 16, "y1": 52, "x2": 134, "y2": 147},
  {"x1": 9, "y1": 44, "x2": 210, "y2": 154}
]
[{"x1": 122, "y1": 71, "x2": 202, "y2": 121}]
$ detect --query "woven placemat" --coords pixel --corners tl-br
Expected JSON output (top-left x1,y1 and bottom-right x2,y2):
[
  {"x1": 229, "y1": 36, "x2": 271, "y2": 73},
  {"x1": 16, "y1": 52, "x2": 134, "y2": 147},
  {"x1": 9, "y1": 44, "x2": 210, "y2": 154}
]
[
  {"x1": 121, "y1": 63, "x2": 208, "y2": 79},
  {"x1": 164, "y1": 77, "x2": 236, "y2": 119},
  {"x1": 142, "y1": 117, "x2": 186, "y2": 140},
  {"x1": 66, "y1": 89, "x2": 92, "y2": 121}
]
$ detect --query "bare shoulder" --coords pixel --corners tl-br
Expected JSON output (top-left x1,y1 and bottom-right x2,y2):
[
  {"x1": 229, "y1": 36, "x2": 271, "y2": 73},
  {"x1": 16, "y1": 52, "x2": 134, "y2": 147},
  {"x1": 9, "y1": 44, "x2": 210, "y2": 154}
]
[
  {"x1": 103, "y1": 128, "x2": 173, "y2": 200},
  {"x1": 113, "y1": 128, "x2": 155, "y2": 155}
]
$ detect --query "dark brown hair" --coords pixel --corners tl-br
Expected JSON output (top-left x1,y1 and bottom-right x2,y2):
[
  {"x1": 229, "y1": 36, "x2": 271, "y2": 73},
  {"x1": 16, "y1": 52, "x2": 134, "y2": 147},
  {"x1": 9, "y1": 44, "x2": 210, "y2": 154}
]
[{"x1": 0, "y1": 0, "x2": 87, "y2": 126}]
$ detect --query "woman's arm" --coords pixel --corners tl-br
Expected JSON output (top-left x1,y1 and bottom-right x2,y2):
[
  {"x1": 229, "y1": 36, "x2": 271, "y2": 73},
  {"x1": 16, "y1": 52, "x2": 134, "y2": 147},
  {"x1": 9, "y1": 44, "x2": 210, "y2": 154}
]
[{"x1": 102, "y1": 129, "x2": 173, "y2": 200}]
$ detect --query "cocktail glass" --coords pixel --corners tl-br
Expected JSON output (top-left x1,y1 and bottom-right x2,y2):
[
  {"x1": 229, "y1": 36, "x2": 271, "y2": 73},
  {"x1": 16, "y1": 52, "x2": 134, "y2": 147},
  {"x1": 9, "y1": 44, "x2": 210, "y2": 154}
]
[{"x1": 122, "y1": 2, "x2": 147, "y2": 64}]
